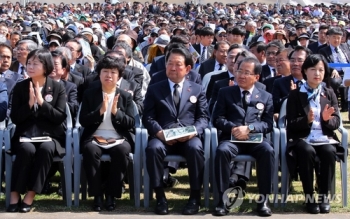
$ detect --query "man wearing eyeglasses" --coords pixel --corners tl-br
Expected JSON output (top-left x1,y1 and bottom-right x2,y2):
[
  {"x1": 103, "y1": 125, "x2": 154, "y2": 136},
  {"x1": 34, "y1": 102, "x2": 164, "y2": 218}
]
[{"x1": 212, "y1": 57, "x2": 274, "y2": 217}]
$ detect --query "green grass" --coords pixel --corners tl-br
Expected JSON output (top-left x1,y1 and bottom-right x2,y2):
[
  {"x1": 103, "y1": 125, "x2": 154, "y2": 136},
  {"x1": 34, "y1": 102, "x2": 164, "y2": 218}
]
[{"x1": 0, "y1": 112, "x2": 350, "y2": 214}]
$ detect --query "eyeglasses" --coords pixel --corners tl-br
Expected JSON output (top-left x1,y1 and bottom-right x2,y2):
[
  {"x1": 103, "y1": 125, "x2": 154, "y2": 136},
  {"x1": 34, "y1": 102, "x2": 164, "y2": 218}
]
[
  {"x1": 266, "y1": 51, "x2": 277, "y2": 56},
  {"x1": 16, "y1": 47, "x2": 28, "y2": 52},
  {"x1": 218, "y1": 34, "x2": 227, "y2": 37},
  {"x1": 237, "y1": 70, "x2": 255, "y2": 76},
  {"x1": 144, "y1": 29, "x2": 151, "y2": 32},
  {"x1": 0, "y1": 55, "x2": 11, "y2": 60},
  {"x1": 290, "y1": 58, "x2": 305, "y2": 63}
]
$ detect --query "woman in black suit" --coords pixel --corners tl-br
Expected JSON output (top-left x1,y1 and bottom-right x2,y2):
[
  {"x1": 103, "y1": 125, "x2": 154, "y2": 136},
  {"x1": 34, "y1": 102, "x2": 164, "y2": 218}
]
[
  {"x1": 286, "y1": 54, "x2": 340, "y2": 214},
  {"x1": 79, "y1": 56, "x2": 134, "y2": 211},
  {"x1": 7, "y1": 49, "x2": 67, "y2": 212}
]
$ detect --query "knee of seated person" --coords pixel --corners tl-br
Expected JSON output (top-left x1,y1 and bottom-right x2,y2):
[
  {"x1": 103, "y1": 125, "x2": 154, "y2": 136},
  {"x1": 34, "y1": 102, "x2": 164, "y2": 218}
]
[
  {"x1": 146, "y1": 138, "x2": 165, "y2": 152},
  {"x1": 216, "y1": 143, "x2": 233, "y2": 156},
  {"x1": 17, "y1": 143, "x2": 36, "y2": 156},
  {"x1": 317, "y1": 145, "x2": 336, "y2": 157},
  {"x1": 185, "y1": 137, "x2": 203, "y2": 150}
]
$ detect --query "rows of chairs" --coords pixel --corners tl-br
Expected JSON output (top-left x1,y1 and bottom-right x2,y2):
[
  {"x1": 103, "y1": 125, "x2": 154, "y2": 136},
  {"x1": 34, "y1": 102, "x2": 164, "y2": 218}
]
[{"x1": 0, "y1": 98, "x2": 348, "y2": 209}]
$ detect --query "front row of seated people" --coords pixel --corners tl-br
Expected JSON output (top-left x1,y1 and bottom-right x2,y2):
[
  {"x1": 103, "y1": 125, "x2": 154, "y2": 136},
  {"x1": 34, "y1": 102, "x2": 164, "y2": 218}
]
[{"x1": 1, "y1": 47, "x2": 342, "y2": 216}]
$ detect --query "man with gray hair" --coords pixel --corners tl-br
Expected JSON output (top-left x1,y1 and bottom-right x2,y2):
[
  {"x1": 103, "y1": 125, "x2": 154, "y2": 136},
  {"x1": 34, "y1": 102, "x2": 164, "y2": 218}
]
[
  {"x1": 112, "y1": 42, "x2": 147, "y2": 97},
  {"x1": 9, "y1": 39, "x2": 38, "y2": 78}
]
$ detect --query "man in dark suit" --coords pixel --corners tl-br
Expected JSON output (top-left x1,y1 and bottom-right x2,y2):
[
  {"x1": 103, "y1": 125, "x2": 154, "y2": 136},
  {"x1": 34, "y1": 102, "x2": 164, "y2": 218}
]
[
  {"x1": 148, "y1": 0, "x2": 160, "y2": 14},
  {"x1": 212, "y1": 57, "x2": 274, "y2": 217},
  {"x1": 319, "y1": 27, "x2": 350, "y2": 111},
  {"x1": 198, "y1": 41, "x2": 229, "y2": 79},
  {"x1": 150, "y1": 69, "x2": 201, "y2": 86},
  {"x1": 208, "y1": 51, "x2": 266, "y2": 114},
  {"x1": 259, "y1": 40, "x2": 284, "y2": 82},
  {"x1": 263, "y1": 48, "x2": 291, "y2": 94},
  {"x1": 307, "y1": 25, "x2": 329, "y2": 54},
  {"x1": 143, "y1": 48, "x2": 209, "y2": 215},
  {"x1": 193, "y1": 27, "x2": 214, "y2": 65},
  {"x1": 206, "y1": 46, "x2": 247, "y2": 101},
  {"x1": 9, "y1": 40, "x2": 38, "y2": 77},
  {"x1": 149, "y1": 55, "x2": 165, "y2": 76},
  {"x1": 272, "y1": 46, "x2": 310, "y2": 114},
  {"x1": 0, "y1": 43, "x2": 23, "y2": 83}
]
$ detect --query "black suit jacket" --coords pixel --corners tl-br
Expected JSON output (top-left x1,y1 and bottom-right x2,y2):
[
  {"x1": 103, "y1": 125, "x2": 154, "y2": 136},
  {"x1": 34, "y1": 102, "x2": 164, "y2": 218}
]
[
  {"x1": 9, "y1": 60, "x2": 20, "y2": 73},
  {"x1": 73, "y1": 63, "x2": 91, "y2": 80},
  {"x1": 150, "y1": 69, "x2": 202, "y2": 86},
  {"x1": 143, "y1": 80, "x2": 209, "y2": 137},
  {"x1": 68, "y1": 73, "x2": 84, "y2": 102},
  {"x1": 206, "y1": 71, "x2": 229, "y2": 101},
  {"x1": 272, "y1": 75, "x2": 295, "y2": 113},
  {"x1": 10, "y1": 77, "x2": 67, "y2": 157},
  {"x1": 198, "y1": 58, "x2": 216, "y2": 79},
  {"x1": 307, "y1": 41, "x2": 325, "y2": 54},
  {"x1": 60, "y1": 80, "x2": 79, "y2": 119},
  {"x1": 212, "y1": 85, "x2": 274, "y2": 141},
  {"x1": 79, "y1": 83, "x2": 135, "y2": 151},
  {"x1": 208, "y1": 78, "x2": 266, "y2": 114},
  {"x1": 286, "y1": 86, "x2": 343, "y2": 174},
  {"x1": 259, "y1": 64, "x2": 275, "y2": 83},
  {"x1": 263, "y1": 75, "x2": 282, "y2": 94},
  {"x1": 149, "y1": 55, "x2": 165, "y2": 76},
  {"x1": 319, "y1": 44, "x2": 350, "y2": 63},
  {"x1": 123, "y1": 65, "x2": 144, "y2": 89},
  {"x1": 193, "y1": 44, "x2": 214, "y2": 64}
]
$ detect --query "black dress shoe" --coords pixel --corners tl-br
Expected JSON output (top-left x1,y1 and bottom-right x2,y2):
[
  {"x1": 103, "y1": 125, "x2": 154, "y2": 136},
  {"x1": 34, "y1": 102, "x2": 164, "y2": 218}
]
[
  {"x1": 93, "y1": 196, "x2": 103, "y2": 212},
  {"x1": 19, "y1": 202, "x2": 32, "y2": 213},
  {"x1": 105, "y1": 195, "x2": 116, "y2": 211},
  {"x1": 256, "y1": 196, "x2": 272, "y2": 217},
  {"x1": 306, "y1": 202, "x2": 320, "y2": 214},
  {"x1": 213, "y1": 203, "x2": 229, "y2": 216},
  {"x1": 154, "y1": 197, "x2": 168, "y2": 215},
  {"x1": 6, "y1": 197, "x2": 21, "y2": 212},
  {"x1": 319, "y1": 195, "x2": 330, "y2": 214},
  {"x1": 182, "y1": 199, "x2": 200, "y2": 215}
]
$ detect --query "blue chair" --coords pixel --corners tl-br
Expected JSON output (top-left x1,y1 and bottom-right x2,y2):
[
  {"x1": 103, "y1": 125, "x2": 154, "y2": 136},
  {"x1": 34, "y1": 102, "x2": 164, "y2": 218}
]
[
  {"x1": 72, "y1": 101, "x2": 142, "y2": 207},
  {"x1": 142, "y1": 127, "x2": 211, "y2": 208},
  {"x1": 0, "y1": 120, "x2": 6, "y2": 197},
  {"x1": 279, "y1": 98, "x2": 348, "y2": 207},
  {"x1": 5, "y1": 103, "x2": 73, "y2": 207}
]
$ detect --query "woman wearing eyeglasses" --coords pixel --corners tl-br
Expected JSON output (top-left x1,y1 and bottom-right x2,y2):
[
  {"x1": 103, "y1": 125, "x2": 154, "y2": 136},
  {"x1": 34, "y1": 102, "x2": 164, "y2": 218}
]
[{"x1": 286, "y1": 54, "x2": 343, "y2": 214}]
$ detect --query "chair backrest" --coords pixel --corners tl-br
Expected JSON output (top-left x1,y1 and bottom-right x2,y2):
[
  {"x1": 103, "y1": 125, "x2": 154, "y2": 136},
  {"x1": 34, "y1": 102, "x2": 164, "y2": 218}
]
[
  {"x1": 75, "y1": 103, "x2": 82, "y2": 129},
  {"x1": 65, "y1": 103, "x2": 73, "y2": 130},
  {"x1": 132, "y1": 101, "x2": 141, "y2": 128},
  {"x1": 278, "y1": 98, "x2": 288, "y2": 129}
]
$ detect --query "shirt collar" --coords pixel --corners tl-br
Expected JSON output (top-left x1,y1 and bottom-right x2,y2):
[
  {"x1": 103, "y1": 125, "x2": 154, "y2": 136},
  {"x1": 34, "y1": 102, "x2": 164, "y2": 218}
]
[
  {"x1": 168, "y1": 78, "x2": 185, "y2": 90},
  {"x1": 116, "y1": 77, "x2": 122, "y2": 87},
  {"x1": 239, "y1": 85, "x2": 255, "y2": 94}
]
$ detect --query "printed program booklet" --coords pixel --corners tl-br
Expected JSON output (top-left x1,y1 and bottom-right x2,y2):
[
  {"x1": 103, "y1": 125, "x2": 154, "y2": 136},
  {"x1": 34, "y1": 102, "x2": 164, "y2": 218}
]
[
  {"x1": 231, "y1": 133, "x2": 263, "y2": 143},
  {"x1": 20, "y1": 136, "x2": 52, "y2": 142},
  {"x1": 163, "y1": 126, "x2": 197, "y2": 141}
]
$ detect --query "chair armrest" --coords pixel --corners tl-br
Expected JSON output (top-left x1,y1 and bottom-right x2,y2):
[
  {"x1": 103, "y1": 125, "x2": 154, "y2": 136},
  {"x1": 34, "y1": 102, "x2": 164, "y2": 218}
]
[
  {"x1": 338, "y1": 125, "x2": 349, "y2": 151},
  {"x1": 4, "y1": 123, "x2": 16, "y2": 150}
]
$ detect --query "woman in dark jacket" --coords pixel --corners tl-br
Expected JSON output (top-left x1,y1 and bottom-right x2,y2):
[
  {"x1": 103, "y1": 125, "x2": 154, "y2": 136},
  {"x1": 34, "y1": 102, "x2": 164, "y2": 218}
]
[
  {"x1": 79, "y1": 56, "x2": 135, "y2": 212},
  {"x1": 286, "y1": 54, "x2": 340, "y2": 214},
  {"x1": 7, "y1": 49, "x2": 67, "y2": 213}
]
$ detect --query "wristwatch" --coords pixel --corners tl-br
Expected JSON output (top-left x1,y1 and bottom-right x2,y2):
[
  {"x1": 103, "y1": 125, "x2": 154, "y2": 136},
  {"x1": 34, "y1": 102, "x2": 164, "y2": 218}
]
[{"x1": 248, "y1": 124, "x2": 255, "y2": 132}]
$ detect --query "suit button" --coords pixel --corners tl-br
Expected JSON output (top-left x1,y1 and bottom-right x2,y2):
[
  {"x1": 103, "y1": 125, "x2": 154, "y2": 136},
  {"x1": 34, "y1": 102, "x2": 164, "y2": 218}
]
[{"x1": 117, "y1": 121, "x2": 120, "y2": 124}]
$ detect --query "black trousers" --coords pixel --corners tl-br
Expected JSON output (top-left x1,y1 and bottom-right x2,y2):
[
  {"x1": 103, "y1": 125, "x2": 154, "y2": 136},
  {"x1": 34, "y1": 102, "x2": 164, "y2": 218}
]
[
  {"x1": 82, "y1": 140, "x2": 131, "y2": 198},
  {"x1": 215, "y1": 140, "x2": 274, "y2": 195},
  {"x1": 293, "y1": 141, "x2": 336, "y2": 195},
  {"x1": 231, "y1": 161, "x2": 251, "y2": 181},
  {"x1": 11, "y1": 141, "x2": 56, "y2": 194},
  {"x1": 146, "y1": 137, "x2": 204, "y2": 190}
]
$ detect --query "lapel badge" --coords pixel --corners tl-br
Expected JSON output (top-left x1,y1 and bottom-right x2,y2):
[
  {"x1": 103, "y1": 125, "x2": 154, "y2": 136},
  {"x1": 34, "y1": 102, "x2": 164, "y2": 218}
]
[
  {"x1": 45, "y1": 94, "x2": 53, "y2": 102},
  {"x1": 255, "y1": 95, "x2": 259, "y2": 98},
  {"x1": 256, "y1": 102, "x2": 264, "y2": 110},
  {"x1": 187, "y1": 88, "x2": 191, "y2": 92},
  {"x1": 186, "y1": 75, "x2": 190, "y2": 80},
  {"x1": 321, "y1": 92, "x2": 325, "y2": 97},
  {"x1": 48, "y1": 86, "x2": 51, "y2": 90},
  {"x1": 190, "y1": 95, "x2": 197, "y2": 103}
]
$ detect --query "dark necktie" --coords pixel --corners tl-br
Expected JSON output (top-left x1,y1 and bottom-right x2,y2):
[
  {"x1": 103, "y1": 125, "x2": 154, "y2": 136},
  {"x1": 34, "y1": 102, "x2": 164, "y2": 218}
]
[
  {"x1": 218, "y1": 64, "x2": 223, "y2": 70},
  {"x1": 242, "y1": 90, "x2": 249, "y2": 111},
  {"x1": 200, "y1": 47, "x2": 206, "y2": 63},
  {"x1": 272, "y1": 68, "x2": 276, "y2": 76},
  {"x1": 173, "y1": 84, "x2": 180, "y2": 111},
  {"x1": 20, "y1": 66, "x2": 25, "y2": 75},
  {"x1": 76, "y1": 59, "x2": 81, "y2": 64},
  {"x1": 296, "y1": 80, "x2": 302, "y2": 88},
  {"x1": 230, "y1": 77, "x2": 235, "y2": 81}
]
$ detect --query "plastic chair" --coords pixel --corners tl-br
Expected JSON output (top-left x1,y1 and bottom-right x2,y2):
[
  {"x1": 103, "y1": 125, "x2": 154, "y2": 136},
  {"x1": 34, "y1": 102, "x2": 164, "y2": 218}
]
[
  {"x1": 5, "y1": 103, "x2": 73, "y2": 207},
  {"x1": 210, "y1": 124, "x2": 280, "y2": 207},
  {"x1": 279, "y1": 98, "x2": 348, "y2": 207},
  {"x1": 72, "y1": 101, "x2": 142, "y2": 207},
  {"x1": 0, "y1": 120, "x2": 6, "y2": 197},
  {"x1": 142, "y1": 127, "x2": 211, "y2": 208}
]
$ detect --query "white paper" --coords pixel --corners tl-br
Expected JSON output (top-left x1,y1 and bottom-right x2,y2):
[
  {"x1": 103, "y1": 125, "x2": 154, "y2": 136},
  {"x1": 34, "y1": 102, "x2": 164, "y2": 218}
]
[
  {"x1": 20, "y1": 136, "x2": 52, "y2": 142},
  {"x1": 231, "y1": 133, "x2": 263, "y2": 143},
  {"x1": 92, "y1": 139, "x2": 125, "y2": 149},
  {"x1": 303, "y1": 138, "x2": 339, "y2": 146}
]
